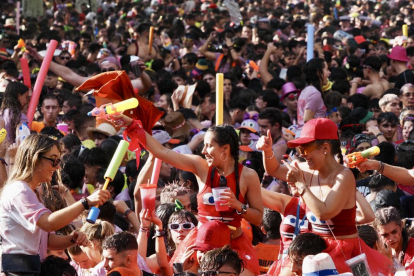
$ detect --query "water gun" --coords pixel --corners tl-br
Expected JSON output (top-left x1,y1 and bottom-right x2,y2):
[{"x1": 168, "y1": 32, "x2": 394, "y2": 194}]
[
  {"x1": 247, "y1": 60, "x2": 259, "y2": 72},
  {"x1": 87, "y1": 98, "x2": 139, "y2": 121},
  {"x1": 0, "y1": 128, "x2": 6, "y2": 144},
  {"x1": 17, "y1": 39, "x2": 26, "y2": 52},
  {"x1": 345, "y1": 146, "x2": 380, "y2": 168}
]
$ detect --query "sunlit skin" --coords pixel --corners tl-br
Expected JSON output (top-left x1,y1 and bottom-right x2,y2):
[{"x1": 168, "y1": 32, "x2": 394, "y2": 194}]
[
  {"x1": 35, "y1": 146, "x2": 61, "y2": 183},
  {"x1": 69, "y1": 251, "x2": 97, "y2": 270},
  {"x1": 401, "y1": 87, "x2": 414, "y2": 108},
  {"x1": 41, "y1": 99, "x2": 60, "y2": 126},
  {"x1": 383, "y1": 99, "x2": 401, "y2": 117}
]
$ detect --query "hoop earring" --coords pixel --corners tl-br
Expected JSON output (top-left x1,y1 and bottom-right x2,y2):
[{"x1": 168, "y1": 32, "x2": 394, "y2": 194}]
[{"x1": 220, "y1": 152, "x2": 228, "y2": 162}]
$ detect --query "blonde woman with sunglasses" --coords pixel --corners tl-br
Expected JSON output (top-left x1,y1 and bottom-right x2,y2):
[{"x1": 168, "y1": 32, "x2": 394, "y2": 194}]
[{"x1": 0, "y1": 134, "x2": 110, "y2": 276}]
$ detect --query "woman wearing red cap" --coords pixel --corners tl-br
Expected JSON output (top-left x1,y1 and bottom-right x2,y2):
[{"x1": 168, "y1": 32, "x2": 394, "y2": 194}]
[
  {"x1": 257, "y1": 118, "x2": 393, "y2": 275},
  {"x1": 116, "y1": 114, "x2": 262, "y2": 276}
]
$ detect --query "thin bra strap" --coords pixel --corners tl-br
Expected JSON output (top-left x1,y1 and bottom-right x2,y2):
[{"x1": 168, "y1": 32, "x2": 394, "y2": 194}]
[{"x1": 210, "y1": 166, "x2": 240, "y2": 201}]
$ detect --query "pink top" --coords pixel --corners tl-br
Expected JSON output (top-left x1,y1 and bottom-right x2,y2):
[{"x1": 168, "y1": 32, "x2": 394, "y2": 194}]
[
  {"x1": 297, "y1": 86, "x2": 326, "y2": 129},
  {"x1": 0, "y1": 181, "x2": 51, "y2": 263}
]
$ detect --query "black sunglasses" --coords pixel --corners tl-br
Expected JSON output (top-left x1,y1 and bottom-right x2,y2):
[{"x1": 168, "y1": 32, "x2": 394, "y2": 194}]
[
  {"x1": 101, "y1": 68, "x2": 116, "y2": 72},
  {"x1": 219, "y1": 175, "x2": 227, "y2": 187},
  {"x1": 42, "y1": 156, "x2": 62, "y2": 167},
  {"x1": 60, "y1": 56, "x2": 71, "y2": 60}
]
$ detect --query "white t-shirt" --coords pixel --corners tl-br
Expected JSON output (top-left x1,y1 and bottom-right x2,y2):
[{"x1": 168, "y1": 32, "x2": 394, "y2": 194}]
[
  {"x1": 0, "y1": 181, "x2": 51, "y2": 263},
  {"x1": 91, "y1": 254, "x2": 151, "y2": 276}
]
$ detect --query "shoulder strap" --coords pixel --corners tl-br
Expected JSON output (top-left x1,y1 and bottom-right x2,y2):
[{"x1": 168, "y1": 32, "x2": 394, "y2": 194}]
[{"x1": 215, "y1": 54, "x2": 224, "y2": 72}]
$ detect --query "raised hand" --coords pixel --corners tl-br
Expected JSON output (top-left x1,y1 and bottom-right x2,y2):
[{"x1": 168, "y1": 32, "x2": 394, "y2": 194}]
[
  {"x1": 257, "y1": 129, "x2": 273, "y2": 153},
  {"x1": 86, "y1": 189, "x2": 111, "y2": 206},
  {"x1": 282, "y1": 160, "x2": 305, "y2": 185}
]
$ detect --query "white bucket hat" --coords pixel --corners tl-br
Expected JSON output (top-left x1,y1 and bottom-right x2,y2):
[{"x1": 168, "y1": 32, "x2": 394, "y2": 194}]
[{"x1": 302, "y1": 253, "x2": 353, "y2": 276}]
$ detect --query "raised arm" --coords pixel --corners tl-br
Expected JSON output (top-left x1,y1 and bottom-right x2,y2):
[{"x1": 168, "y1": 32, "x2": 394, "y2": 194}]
[
  {"x1": 134, "y1": 154, "x2": 155, "y2": 215},
  {"x1": 259, "y1": 45, "x2": 276, "y2": 86},
  {"x1": 356, "y1": 190, "x2": 375, "y2": 224},
  {"x1": 358, "y1": 159, "x2": 414, "y2": 186},
  {"x1": 199, "y1": 32, "x2": 218, "y2": 61}
]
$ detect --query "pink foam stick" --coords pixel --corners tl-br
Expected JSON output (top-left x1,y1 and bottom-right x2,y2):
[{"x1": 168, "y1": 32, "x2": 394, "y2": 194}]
[
  {"x1": 16, "y1": 2, "x2": 20, "y2": 35},
  {"x1": 20, "y1": 57, "x2": 31, "y2": 89},
  {"x1": 27, "y1": 40, "x2": 58, "y2": 129},
  {"x1": 150, "y1": 158, "x2": 163, "y2": 185}
]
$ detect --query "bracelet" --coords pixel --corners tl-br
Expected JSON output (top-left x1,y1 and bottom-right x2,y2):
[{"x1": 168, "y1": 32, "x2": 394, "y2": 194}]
[
  {"x1": 140, "y1": 227, "x2": 150, "y2": 232},
  {"x1": 378, "y1": 161, "x2": 385, "y2": 174},
  {"x1": 0, "y1": 158, "x2": 7, "y2": 166},
  {"x1": 265, "y1": 152, "x2": 275, "y2": 159},
  {"x1": 81, "y1": 198, "x2": 90, "y2": 210},
  {"x1": 123, "y1": 209, "x2": 132, "y2": 219},
  {"x1": 153, "y1": 230, "x2": 166, "y2": 239},
  {"x1": 376, "y1": 132, "x2": 384, "y2": 138}
]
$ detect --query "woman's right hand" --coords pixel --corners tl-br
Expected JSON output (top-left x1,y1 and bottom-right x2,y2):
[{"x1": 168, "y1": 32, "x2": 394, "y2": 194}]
[
  {"x1": 357, "y1": 159, "x2": 380, "y2": 173},
  {"x1": 107, "y1": 113, "x2": 133, "y2": 127},
  {"x1": 139, "y1": 209, "x2": 152, "y2": 229},
  {"x1": 86, "y1": 189, "x2": 110, "y2": 206},
  {"x1": 257, "y1": 129, "x2": 273, "y2": 153}
]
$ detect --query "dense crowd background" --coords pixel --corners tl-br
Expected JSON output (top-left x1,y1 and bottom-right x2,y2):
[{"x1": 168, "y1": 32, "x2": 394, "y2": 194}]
[{"x1": 2, "y1": 0, "x2": 414, "y2": 275}]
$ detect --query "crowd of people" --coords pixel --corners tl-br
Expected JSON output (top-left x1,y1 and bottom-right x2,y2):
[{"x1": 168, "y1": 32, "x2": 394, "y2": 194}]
[{"x1": 3, "y1": 0, "x2": 414, "y2": 275}]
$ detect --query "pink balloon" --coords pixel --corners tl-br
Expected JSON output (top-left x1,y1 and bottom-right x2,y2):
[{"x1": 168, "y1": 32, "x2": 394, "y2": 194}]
[
  {"x1": 27, "y1": 40, "x2": 58, "y2": 129},
  {"x1": 20, "y1": 57, "x2": 31, "y2": 89}
]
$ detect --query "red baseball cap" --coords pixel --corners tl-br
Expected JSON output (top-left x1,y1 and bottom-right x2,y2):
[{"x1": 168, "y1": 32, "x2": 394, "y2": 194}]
[
  {"x1": 287, "y1": 118, "x2": 338, "y2": 148},
  {"x1": 193, "y1": 221, "x2": 231, "y2": 252}
]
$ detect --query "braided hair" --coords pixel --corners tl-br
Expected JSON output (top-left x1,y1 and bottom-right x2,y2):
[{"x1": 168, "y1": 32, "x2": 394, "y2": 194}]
[{"x1": 208, "y1": 125, "x2": 240, "y2": 190}]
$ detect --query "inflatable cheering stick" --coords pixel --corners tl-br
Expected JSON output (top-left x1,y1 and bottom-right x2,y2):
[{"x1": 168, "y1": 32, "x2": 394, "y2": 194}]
[{"x1": 87, "y1": 140, "x2": 130, "y2": 223}]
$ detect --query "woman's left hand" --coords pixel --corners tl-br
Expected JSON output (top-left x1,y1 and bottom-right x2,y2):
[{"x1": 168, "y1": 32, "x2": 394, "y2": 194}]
[
  {"x1": 107, "y1": 113, "x2": 133, "y2": 127},
  {"x1": 72, "y1": 231, "x2": 89, "y2": 247},
  {"x1": 220, "y1": 190, "x2": 242, "y2": 211},
  {"x1": 282, "y1": 160, "x2": 305, "y2": 185}
]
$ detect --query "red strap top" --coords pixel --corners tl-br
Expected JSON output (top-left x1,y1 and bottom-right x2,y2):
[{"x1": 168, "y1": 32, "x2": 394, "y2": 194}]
[{"x1": 197, "y1": 164, "x2": 246, "y2": 228}]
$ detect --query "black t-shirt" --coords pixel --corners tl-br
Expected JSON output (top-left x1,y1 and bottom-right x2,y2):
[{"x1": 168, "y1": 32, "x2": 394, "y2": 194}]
[
  {"x1": 356, "y1": 176, "x2": 372, "y2": 197},
  {"x1": 395, "y1": 69, "x2": 414, "y2": 90}
]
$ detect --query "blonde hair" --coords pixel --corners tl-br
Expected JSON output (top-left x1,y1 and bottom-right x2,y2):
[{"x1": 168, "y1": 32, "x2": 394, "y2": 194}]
[
  {"x1": 79, "y1": 220, "x2": 115, "y2": 251},
  {"x1": 5, "y1": 134, "x2": 61, "y2": 190},
  {"x1": 379, "y1": 94, "x2": 400, "y2": 108}
]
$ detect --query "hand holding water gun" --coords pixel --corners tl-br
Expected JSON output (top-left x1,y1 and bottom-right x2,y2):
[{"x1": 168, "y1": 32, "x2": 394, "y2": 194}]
[
  {"x1": 17, "y1": 39, "x2": 26, "y2": 52},
  {"x1": 88, "y1": 98, "x2": 139, "y2": 122},
  {"x1": 247, "y1": 60, "x2": 259, "y2": 72},
  {"x1": 344, "y1": 146, "x2": 380, "y2": 168}
]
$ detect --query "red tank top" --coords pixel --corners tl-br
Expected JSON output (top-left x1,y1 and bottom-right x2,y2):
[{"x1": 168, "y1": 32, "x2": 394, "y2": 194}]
[
  {"x1": 197, "y1": 164, "x2": 246, "y2": 228},
  {"x1": 279, "y1": 197, "x2": 310, "y2": 256},
  {"x1": 306, "y1": 170, "x2": 358, "y2": 237},
  {"x1": 306, "y1": 206, "x2": 357, "y2": 237}
]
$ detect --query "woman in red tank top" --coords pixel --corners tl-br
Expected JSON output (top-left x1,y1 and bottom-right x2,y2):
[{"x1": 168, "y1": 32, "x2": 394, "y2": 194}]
[
  {"x1": 118, "y1": 115, "x2": 263, "y2": 276},
  {"x1": 258, "y1": 118, "x2": 393, "y2": 275}
]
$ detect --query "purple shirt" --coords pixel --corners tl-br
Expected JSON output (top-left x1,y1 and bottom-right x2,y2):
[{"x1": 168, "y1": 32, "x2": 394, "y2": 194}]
[
  {"x1": 2, "y1": 108, "x2": 28, "y2": 143},
  {"x1": 297, "y1": 86, "x2": 326, "y2": 129}
]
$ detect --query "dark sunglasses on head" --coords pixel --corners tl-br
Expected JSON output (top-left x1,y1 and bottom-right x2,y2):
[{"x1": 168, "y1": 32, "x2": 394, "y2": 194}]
[
  {"x1": 101, "y1": 68, "x2": 116, "y2": 72},
  {"x1": 219, "y1": 175, "x2": 227, "y2": 187},
  {"x1": 168, "y1": 222, "x2": 195, "y2": 231},
  {"x1": 42, "y1": 156, "x2": 62, "y2": 167}
]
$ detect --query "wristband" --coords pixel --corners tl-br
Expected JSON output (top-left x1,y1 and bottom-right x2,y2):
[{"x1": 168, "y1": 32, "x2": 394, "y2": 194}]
[
  {"x1": 123, "y1": 209, "x2": 132, "y2": 219},
  {"x1": 265, "y1": 152, "x2": 275, "y2": 159},
  {"x1": 376, "y1": 132, "x2": 384, "y2": 138},
  {"x1": 153, "y1": 230, "x2": 166, "y2": 238},
  {"x1": 81, "y1": 198, "x2": 90, "y2": 210}
]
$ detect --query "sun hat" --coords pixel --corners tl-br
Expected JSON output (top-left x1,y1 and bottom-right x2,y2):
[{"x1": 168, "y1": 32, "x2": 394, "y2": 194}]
[
  {"x1": 163, "y1": 112, "x2": 191, "y2": 138},
  {"x1": 152, "y1": 129, "x2": 180, "y2": 145},
  {"x1": 387, "y1": 46, "x2": 409, "y2": 62},
  {"x1": 86, "y1": 123, "x2": 117, "y2": 140},
  {"x1": 287, "y1": 118, "x2": 338, "y2": 148},
  {"x1": 193, "y1": 221, "x2": 231, "y2": 252},
  {"x1": 281, "y1": 82, "x2": 301, "y2": 101},
  {"x1": 302, "y1": 253, "x2": 353, "y2": 276}
]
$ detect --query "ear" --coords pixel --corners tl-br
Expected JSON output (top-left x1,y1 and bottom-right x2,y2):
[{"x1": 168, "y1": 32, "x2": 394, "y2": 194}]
[
  {"x1": 211, "y1": 103, "x2": 216, "y2": 110},
  {"x1": 260, "y1": 226, "x2": 267, "y2": 235}
]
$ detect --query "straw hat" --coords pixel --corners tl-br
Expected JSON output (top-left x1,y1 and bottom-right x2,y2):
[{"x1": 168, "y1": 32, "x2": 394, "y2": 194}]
[
  {"x1": 4, "y1": 18, "x2": 16, "y2": 27},
  {"x1": 302, "y1": 253, "x2": 353, "y2": 276},
  {"x1": 86, "y1": 123, "x2": 117, "y2": 140},
  {"x1": 173, "y1": 83, "x2": 197, "y2": 109}
]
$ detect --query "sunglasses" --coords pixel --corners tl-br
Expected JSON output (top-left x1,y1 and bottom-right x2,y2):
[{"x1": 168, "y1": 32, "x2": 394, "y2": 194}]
[
  {"x1": 403, "y1": 93, "x2": 414, "y2": 98},
  {"x1": 42, "y1": 156, "x2": 62, "y2": 167},
  {"x1": 168, "y1": 222, "x2": 195, "y2": 231},
  {"x1": 297, "y1": 143, "x2": 319, "y2": 156},
  {"x1": 287, "y1": 93, "x2": 299, "y2": 100},
  {"x1": 219, "y1": 175, "x2": 227, "y2": 187},
  {"x1": 60, "y1": 56, "x2": 71, "y2": 60},
  {"x1": 101, "y1": 68, "x2": 116, "y2": 72},
  {"x1": 201, "y1": 271, "x2": 238, "y2": 276}
]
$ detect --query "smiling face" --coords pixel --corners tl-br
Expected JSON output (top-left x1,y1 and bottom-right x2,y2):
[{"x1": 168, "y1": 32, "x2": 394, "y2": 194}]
[
  {"x1": 202, "y1": 131, "x2": 229, "y2": 167},
  {"x1": 35, "y1": 145, "x2": 61, "y2": 183},
  {"x1": 377, "y1": 221, "x2": 402, "y2": 250},
  {"x1": 297, "y1": 141, "x2": 326, "y2": 170}
]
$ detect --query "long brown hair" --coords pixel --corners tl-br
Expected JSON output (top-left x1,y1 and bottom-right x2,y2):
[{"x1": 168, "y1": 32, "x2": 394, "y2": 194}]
[{"x1": 3, "y1": 134, "x2": 60, "y2": 193}]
